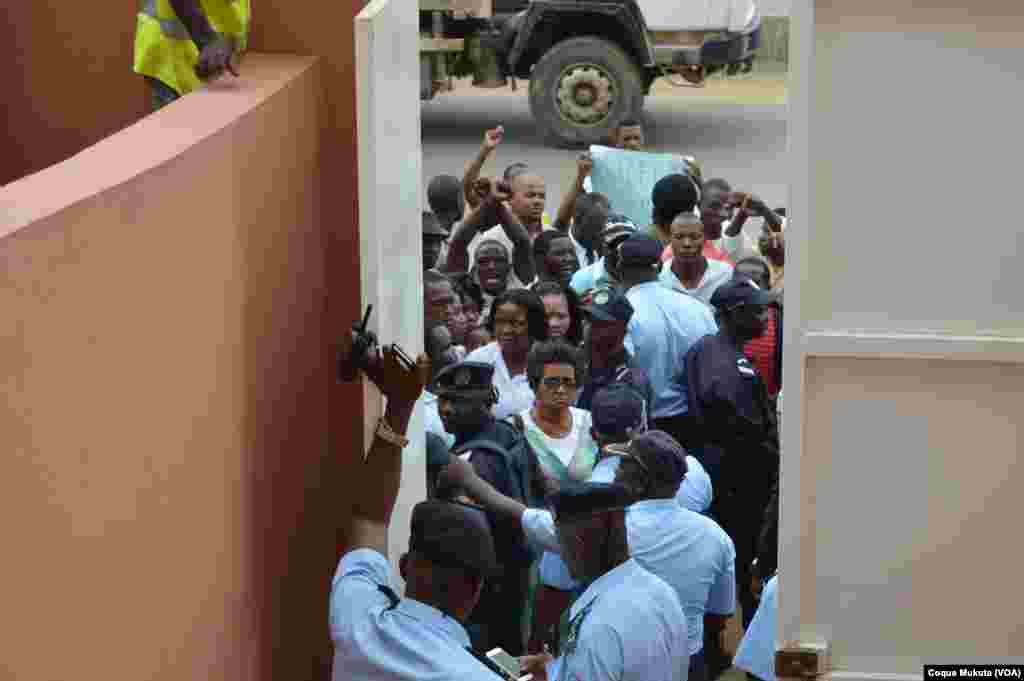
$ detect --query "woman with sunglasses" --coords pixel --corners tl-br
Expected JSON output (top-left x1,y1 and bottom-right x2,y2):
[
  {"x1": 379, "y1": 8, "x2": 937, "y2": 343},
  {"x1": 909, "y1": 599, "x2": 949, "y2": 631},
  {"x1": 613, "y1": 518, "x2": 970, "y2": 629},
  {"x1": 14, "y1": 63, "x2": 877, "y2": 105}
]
[{"x1": 514, "y1": 340, "x2": 599, "y2": 654}]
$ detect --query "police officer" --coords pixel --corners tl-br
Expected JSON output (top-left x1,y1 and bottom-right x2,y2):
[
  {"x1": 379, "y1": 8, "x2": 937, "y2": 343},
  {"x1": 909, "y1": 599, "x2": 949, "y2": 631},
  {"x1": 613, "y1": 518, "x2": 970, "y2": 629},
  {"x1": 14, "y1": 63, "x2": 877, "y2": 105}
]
[
  {"x1": 684, "y1": 276, "x2": 780, "y2": 649},
  {"x1": 442, "y1": 431, "x2": 729, "y2": 681},
  {"x1": 617, "y1": 234, "x2": 718, "y2": 451},
  {"x1": 331, "y1": 340, "x2": 506, "y2": 680},
  {"x1": 523, "y1": 482, "x2": 690, "y2": 681},
  {"x1": 576, "y1": 286, "x2": 654, "y2": 412},
  {"x1": 589, "y1": 384, "x2": 713, "y2": 515},
  {"x1": 432, "y1": 361, "x2": 546, "y2": 656},
  {"x1": 569, "y1": 215, "x2": 638, "y2": 299}
]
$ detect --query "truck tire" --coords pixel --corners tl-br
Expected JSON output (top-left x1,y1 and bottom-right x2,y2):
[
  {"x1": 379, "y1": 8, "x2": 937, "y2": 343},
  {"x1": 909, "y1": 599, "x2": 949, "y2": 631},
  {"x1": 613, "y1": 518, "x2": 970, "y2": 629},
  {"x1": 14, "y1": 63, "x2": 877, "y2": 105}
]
[{"x1": 529, "y1": 36, "x2": 644, "y2": 148}]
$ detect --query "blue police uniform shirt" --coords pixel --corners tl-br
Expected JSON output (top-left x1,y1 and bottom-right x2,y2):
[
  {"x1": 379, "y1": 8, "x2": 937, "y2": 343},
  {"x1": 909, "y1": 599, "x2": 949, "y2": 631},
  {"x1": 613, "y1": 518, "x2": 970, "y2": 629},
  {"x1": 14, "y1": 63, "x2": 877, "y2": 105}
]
[
  {"x1": 522, "y1": 499, "x2": 735, "y2": 656},
  {"x1": 623, "y1": 281, "x2": 718, "y2": 419},
  {"x1": 329, "y1": 548, "x2": 493, "y2": 681},
  {"x1": 734, "y1": 574, "x2": 778, "y2": 681},
  {"x1": 569, "y1": 257, "x2": 609, "y2": 295},
  {"x1": 556, "y1": 558, "x2": 689, "y2": 681}
]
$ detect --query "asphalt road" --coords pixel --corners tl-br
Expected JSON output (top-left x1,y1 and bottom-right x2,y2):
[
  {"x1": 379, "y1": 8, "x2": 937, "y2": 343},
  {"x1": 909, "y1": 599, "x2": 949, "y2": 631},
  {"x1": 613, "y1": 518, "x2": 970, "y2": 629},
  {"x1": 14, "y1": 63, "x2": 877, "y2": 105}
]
[{"x1": 421, "y1": 75, "x2": 790, "y2": 218}]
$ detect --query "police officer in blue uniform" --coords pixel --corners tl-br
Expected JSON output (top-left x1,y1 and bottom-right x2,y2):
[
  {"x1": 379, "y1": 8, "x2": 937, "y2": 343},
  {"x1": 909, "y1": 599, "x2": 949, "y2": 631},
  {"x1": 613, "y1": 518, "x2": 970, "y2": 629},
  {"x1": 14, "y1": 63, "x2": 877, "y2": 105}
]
[
  {"x1": 330, "y1": 343, "x2": 508, "y2": 680},
  {"x1": 432, "y1": 361, "x2": 547, "y2": 657},
  {"x1": 683, "y1": 275, "x2": 781, "y2": 677},
  {"x1": 576, "y1": 286, "x2": 655, "y2": 413},
  {"x1": 520, "y1": 482, "x2": 690, "y2": 681}
]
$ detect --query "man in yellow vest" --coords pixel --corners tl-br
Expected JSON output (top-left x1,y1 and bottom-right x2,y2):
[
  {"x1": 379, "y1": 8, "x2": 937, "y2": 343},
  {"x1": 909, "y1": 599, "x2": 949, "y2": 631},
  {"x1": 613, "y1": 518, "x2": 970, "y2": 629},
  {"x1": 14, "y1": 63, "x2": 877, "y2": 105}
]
[{"x1": 134, "y1": 0, "x2": 251, "y2": 111}]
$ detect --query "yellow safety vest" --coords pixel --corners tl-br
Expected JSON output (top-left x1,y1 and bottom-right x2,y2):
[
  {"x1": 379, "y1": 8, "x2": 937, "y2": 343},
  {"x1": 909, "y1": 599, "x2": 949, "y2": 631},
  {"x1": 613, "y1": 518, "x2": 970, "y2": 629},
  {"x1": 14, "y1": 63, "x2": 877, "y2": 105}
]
[{"x1": 133, "y1": 0, "x2": 250, "y2": 96}]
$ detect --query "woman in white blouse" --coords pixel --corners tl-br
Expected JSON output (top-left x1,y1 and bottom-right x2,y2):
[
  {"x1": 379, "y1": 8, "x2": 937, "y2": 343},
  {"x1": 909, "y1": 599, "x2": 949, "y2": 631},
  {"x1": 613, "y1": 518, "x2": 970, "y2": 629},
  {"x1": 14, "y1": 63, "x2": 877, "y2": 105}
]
[
  {"x1": 465, "y1": 288, "x2": 550, "y2": 420},
  {"x1": 515, "y1": 339, "x2": 599, "y2": 653}
]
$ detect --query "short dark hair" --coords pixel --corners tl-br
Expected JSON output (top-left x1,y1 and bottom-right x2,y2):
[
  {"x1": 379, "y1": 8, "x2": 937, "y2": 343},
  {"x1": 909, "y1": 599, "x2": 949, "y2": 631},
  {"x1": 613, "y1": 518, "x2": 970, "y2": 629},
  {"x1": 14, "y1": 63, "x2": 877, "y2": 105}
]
[
  {"x1": 504, "y1": 162, "x2": 530, "y2": 181},
  {"x1": 526, "y1": 339, "x2": 585, "y2": 390},
  {"x1": 574, "y1": 192, "x2": 610, "y2": 226},
  {"x1": 486, "y1": 288, "x2": 549, "y2": 343},
  {"x1": 618, "y1": 118, "x2": 642, "y2": 129},
  {"x1": 702, "y1": 178, "x2": 732, "y2": 194},
  {"x1": 532, "y1": 230, "x2": 572, "y2": 263},
  {"x1": 532, "y1": 281, "x2": 584, "y2": 346},
  {"x1": 652, "y1": 174, "x2": 701, "y2": 226}
]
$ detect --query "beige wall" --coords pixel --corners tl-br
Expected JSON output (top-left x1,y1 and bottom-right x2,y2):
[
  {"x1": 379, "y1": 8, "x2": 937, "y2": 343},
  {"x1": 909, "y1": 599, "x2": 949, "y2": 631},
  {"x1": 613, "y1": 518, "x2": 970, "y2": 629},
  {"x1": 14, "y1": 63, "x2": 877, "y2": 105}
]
[
  {"x1": 0, "y1": 1, "x2": 147, "y2": 186},
  {"x1": 783, "y1": 0, "x2": 1024, "y2": 675},
  {"x1": 0, "y1": 55, "x2": 345, "y2": 681}
]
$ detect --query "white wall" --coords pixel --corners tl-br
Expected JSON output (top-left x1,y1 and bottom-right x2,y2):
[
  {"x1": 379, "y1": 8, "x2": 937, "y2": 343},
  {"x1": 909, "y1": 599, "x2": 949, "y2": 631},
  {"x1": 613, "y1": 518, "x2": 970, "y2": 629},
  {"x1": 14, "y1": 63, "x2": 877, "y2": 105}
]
[
  {"x1": 355, "y1": 0, "x2": 426, "y2": 580},
  {"x1": 758, "y1": 0, "x2": 791, "y2": 17},
  {"x1": 783, "y1": 0, "x2": 1024, "y2": 676}
]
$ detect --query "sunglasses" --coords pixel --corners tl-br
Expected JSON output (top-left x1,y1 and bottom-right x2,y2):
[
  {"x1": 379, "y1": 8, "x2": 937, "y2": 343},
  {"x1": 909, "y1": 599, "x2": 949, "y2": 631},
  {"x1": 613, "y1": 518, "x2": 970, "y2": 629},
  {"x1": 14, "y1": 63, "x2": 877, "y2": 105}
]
[{"x1": 540, "y1": 376, "x2": 577, "y2": 390}]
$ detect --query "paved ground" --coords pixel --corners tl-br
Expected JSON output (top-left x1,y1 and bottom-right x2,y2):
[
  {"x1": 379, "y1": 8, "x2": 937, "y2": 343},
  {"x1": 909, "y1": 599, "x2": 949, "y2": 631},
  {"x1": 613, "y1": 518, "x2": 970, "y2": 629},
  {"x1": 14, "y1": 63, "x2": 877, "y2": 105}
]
[{"x1": 422, "y1": 59, "x2": 789, "y2": 213}]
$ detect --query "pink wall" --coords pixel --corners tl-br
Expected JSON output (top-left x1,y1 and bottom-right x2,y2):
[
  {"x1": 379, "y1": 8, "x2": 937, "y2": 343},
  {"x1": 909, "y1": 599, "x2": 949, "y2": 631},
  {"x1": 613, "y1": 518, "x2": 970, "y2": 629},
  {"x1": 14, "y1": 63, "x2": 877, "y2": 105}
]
[
  {"x1": 1, "y1": 1, "x2": 147, "y2": 186},
  {"x1": 0, "y1": 55, "x2": 345, "y2": 681}
]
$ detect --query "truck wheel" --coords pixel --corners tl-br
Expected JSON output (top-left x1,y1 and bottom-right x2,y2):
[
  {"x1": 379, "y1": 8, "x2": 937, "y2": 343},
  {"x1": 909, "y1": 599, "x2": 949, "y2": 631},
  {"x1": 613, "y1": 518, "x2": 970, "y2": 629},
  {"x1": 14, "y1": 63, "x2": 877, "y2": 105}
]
[{"x1": 529, "y1": 36, "x2": 644, "y2": 148}]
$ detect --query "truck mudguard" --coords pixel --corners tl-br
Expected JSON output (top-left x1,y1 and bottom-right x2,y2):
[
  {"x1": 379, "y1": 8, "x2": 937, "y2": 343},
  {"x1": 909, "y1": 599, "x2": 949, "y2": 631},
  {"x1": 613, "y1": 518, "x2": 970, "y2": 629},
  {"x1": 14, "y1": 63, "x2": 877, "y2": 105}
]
[{"x1": 506, "y1": 0, "x2": 655, "y2": 76}]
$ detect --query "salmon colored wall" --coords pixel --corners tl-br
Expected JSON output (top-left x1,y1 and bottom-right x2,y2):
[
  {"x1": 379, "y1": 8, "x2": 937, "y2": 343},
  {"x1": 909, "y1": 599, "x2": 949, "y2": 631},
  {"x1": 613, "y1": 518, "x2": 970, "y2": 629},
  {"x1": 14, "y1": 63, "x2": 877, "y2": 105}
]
[
  {"x1": 246, "y1": 6, "x2": 371, "y2": 676},
  {"x1": 0, "y1": 55, "x2": 335, "y2": 681},
  {"x1": 1, "y1": 1, "x2": 147, "y2": 186}
]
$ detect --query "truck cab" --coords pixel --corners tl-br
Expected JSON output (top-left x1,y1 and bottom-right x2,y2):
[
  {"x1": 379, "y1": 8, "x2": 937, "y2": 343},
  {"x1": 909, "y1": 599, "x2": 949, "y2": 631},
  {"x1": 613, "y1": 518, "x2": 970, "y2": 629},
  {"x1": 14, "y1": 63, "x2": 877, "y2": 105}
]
[{"x1": 420, "y1": 0, "x2": 761, "y2": 147}]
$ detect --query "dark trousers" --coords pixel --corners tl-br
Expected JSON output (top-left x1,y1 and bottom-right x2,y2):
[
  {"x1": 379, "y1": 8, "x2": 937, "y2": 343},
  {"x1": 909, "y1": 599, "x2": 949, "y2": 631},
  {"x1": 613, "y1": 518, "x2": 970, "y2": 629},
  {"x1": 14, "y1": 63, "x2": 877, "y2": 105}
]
[
  {"x1": 710, "y1": 487, "x2": 766, "y2": 631},
  {"x1": 689, "y1": 649, "x2": 707, "y2": 681},
  {"x1": 145, "y1": 76, "x2": 181, "y2": 112},
  {"x1": 466, "y1": 566, "x2": 530, "y2": 656}
]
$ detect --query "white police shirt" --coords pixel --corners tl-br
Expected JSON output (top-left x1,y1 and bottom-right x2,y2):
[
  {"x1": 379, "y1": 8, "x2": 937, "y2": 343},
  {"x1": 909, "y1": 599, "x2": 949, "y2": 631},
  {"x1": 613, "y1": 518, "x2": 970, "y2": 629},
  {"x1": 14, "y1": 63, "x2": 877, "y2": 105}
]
[
  {"x1": 553, "y1": 558, "x2": 689, "y2": 681},
  {"x1": 522, "y1": 498, "x2": 735, "y2": 657},
  {"x1": 734, "y1": 574, "x2": 778, "y2": 681},
  {"x1": 590, "y1": 454, "x2": 713, "y2": 514},
  {"x1": 465, "y1": 341, "x2": 536, "y2": 420},
  {"x1": 330, "y1": 549, "x2": 493, "y2": 681}
]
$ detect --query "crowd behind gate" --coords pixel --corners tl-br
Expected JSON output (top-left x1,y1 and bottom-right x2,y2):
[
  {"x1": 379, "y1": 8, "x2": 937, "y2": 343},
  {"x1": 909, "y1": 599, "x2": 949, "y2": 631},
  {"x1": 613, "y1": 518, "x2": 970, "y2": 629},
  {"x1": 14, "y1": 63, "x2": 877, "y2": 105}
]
[
  {"x1": 128, "y1": 4, "x2": 782, "y2": 679},
  {"x1": 336, "y1": 120, "x2": 786, "y2": 681}
]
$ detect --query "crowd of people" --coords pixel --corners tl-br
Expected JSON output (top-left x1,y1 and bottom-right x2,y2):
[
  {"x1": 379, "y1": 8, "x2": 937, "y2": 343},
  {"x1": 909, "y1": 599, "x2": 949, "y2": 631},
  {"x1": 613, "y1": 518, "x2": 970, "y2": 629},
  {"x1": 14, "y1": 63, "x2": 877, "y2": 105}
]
[
  {"x1": 334, "y1": 120, "x2": 786, "y2": 681},
  {"x1": 126, "y1": 3, "x2": 783, "y2": 679}
]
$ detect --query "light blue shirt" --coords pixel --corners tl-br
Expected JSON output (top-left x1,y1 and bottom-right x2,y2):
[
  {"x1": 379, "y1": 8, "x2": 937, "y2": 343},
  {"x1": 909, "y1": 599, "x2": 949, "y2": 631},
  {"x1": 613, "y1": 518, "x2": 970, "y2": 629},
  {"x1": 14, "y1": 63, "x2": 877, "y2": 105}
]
[
  {"x1": 734, "y1": 575, "x2": 778, "y2": 681},
  {"x1": 522, "y1": 499, "x2": 735, "y2": 656},
  {"x1": 555, "y1": 558, "x2": 689, "y2": 681},
  {"x1": 623, "y1": 281, "x2": 718, "y2": 418},
  {"x1": 569, "y1": 258, "x2": 610, "y2": 295},
  {"x1": 330, "y1": 549, "x2": 491, "y2": 681}
]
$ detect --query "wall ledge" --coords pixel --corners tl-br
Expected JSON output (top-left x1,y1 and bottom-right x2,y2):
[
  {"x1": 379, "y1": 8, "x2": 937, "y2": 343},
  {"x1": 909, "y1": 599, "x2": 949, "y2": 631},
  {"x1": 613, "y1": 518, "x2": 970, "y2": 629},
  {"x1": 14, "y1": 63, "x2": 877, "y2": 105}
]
[{"x1": 0, "y1": 53, "x2": 319, "y2": 240}]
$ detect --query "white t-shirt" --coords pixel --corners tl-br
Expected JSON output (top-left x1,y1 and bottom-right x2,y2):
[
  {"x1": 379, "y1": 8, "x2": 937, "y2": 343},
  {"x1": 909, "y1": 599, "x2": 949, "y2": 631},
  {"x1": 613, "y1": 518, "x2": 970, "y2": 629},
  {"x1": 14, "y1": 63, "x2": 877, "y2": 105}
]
[
  {"x1": 520, "y1": 407, "x2": 597, "y2": 589},
  {"x1": 658, "y1": 257, "x2": 734, "y2": 306},
  {"x1": 520, "y1": 408, "x2": 592, "y2": 470},
  {"x1": 464, "y1": 341, "x2": 535, "y2": 420}
]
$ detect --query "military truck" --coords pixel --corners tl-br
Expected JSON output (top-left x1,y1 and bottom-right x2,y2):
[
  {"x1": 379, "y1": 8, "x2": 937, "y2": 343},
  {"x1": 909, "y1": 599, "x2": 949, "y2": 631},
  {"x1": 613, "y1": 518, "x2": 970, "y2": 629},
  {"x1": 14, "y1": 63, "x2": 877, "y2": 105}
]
[{"x1": 420, "y1": 0, "x2": 762, "y2": 147}]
